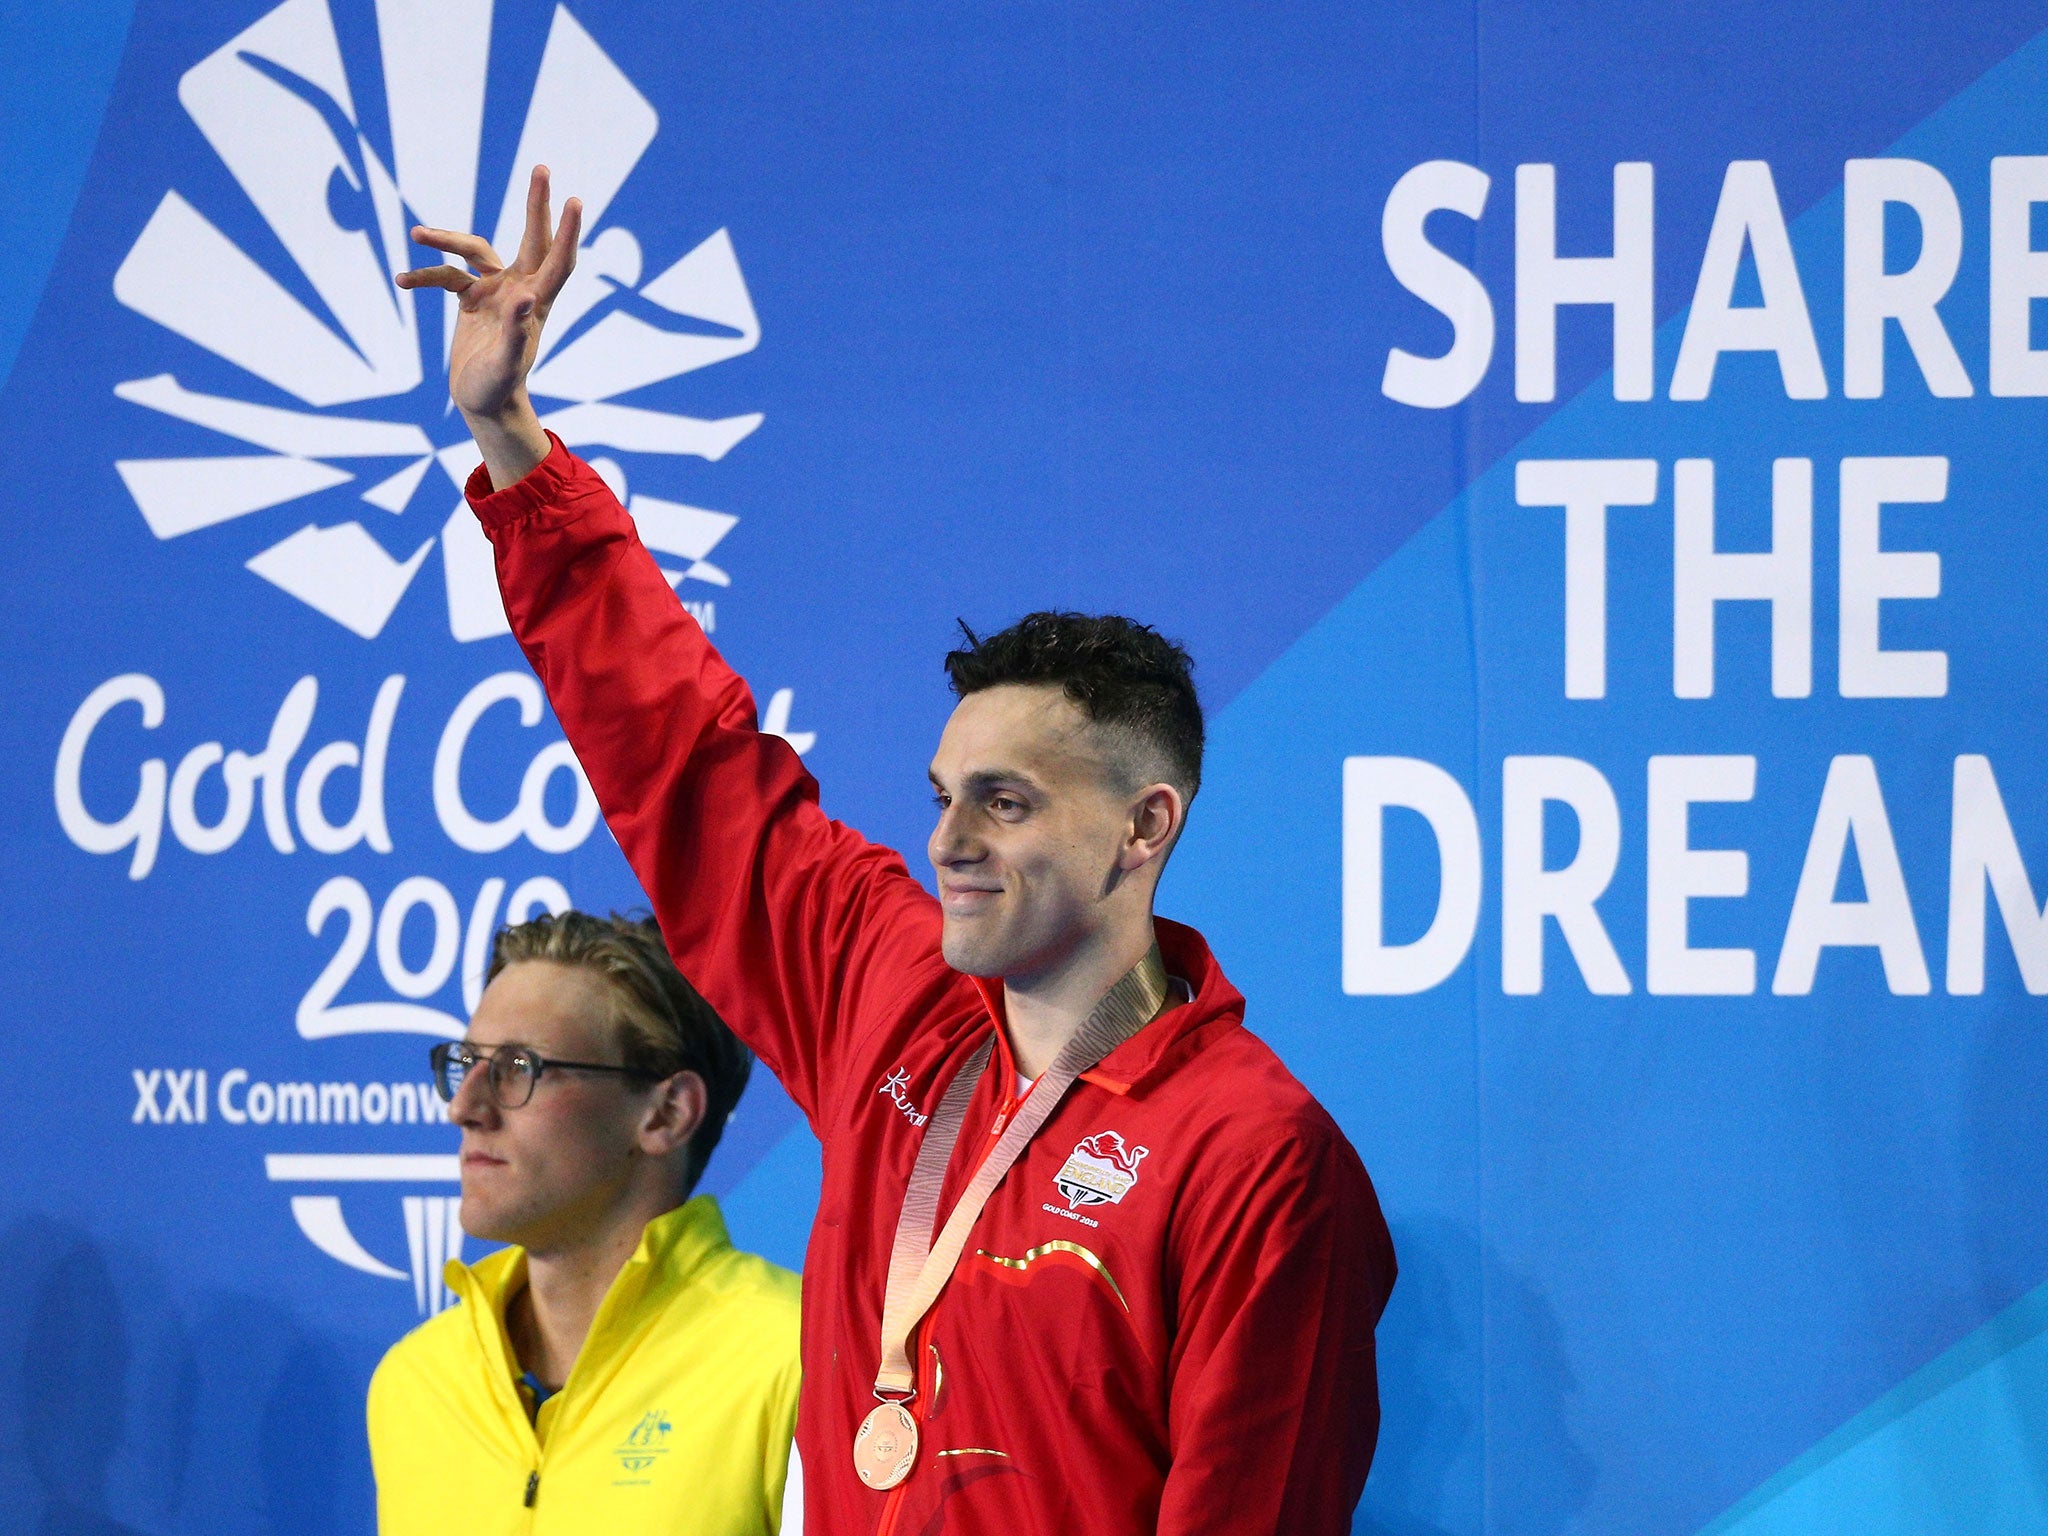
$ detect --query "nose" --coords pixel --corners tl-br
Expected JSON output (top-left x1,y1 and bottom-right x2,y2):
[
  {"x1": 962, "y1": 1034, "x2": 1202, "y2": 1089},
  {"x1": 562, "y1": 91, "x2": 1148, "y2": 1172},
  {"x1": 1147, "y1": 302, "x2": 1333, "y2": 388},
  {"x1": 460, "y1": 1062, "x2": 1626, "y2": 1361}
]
[
  {"x1": 927, "y1": 797, "x2": 982, "y2": 871},
  {"x1": 449, "y1": 1054, "x2": 498, "y2": 1130}
]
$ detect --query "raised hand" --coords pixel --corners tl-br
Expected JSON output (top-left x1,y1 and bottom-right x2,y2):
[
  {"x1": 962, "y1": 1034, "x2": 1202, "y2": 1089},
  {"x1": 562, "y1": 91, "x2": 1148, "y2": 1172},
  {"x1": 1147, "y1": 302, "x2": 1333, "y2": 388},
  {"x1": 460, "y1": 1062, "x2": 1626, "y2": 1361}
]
[{"x1": 398, "y1": 164, "x2": 582, "y2": 489}]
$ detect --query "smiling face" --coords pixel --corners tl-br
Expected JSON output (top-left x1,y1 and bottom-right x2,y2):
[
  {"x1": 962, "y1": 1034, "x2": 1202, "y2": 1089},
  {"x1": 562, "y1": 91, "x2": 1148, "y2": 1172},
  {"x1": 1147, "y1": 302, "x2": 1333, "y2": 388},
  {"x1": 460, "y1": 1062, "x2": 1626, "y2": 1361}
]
[
  {"x1": 927, "y1": 683, "x2": 1178, "y2": 983},
  {"x1": 452, "y1": 959, "x2": 674, "y2": 1251}
]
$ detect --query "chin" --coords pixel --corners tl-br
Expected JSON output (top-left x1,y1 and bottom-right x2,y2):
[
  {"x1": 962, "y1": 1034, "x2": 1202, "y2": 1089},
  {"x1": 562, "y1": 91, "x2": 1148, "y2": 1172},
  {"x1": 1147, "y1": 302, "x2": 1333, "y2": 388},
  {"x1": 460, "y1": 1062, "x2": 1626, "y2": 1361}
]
[
  {"x1": 940, "y1": 922, "x2": 1012, "y2": 979},
  {"x1": 457, "y1": 1190, "x2": 523, "y2": 1246}
]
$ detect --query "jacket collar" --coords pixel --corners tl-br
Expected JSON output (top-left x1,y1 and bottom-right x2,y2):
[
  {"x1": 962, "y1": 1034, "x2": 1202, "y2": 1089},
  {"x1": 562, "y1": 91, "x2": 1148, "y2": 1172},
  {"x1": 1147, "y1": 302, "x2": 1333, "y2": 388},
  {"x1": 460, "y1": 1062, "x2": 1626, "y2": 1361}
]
[
  {"x1": 446, "y1": 1195, "x2": 736, "y2": 1410},
  {"x1": 621, "y1": 1193, "x2": 735, "y2": 1294},
  {"x1": 970, "y1": 917, "x2": 1244, "y2": 1097}
]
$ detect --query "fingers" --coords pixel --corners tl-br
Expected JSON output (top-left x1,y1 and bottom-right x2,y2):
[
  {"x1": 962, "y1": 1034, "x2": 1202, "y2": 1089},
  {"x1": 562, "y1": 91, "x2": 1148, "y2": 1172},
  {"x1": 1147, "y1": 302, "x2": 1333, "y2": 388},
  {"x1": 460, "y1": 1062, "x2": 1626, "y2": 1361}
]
[
  {"x1": 395, "y1": 263, "x2": 476, "y2": 294},
  {"x1": 535, "y1": 198, "x2": 583, "y2": 302},
  {"x1": 410, "y1": 225, "x2": 502, "y2": 273},
  {"x1": 515, "y1": 165, "x2": 552, "y2": 272}
]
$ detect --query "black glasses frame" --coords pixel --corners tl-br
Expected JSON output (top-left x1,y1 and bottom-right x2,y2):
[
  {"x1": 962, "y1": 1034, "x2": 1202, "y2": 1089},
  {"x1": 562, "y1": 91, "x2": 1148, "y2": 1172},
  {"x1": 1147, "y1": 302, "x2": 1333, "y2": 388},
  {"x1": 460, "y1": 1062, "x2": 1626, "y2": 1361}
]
[{"x1": 429, "y1": 1040, "x2": 661, "y2": 1108}]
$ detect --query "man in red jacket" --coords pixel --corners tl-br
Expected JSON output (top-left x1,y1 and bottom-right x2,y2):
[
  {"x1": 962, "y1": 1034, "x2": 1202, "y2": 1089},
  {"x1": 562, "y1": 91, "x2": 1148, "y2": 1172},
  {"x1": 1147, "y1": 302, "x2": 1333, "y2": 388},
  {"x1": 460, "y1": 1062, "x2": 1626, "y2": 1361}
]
[{"x1": 397, "y1": 166, "x2": 1395, "y2": 1536}]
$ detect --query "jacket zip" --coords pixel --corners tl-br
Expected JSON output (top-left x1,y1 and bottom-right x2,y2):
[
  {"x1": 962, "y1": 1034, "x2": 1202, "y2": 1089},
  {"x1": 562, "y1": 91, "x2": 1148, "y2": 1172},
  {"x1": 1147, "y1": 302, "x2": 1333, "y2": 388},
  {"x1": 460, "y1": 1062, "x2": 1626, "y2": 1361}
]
[{"x1": 524, "y1": 1469, "x2": 540, "y2": 1508}]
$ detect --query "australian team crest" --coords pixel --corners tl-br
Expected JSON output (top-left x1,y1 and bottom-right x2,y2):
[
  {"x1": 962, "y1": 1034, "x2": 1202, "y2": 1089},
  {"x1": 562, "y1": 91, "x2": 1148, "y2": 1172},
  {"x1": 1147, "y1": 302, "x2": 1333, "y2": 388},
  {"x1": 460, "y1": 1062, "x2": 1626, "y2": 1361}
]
[
  {"x1": 1054, "y1": 1131, "x2": 1150, "y2": 1209},
  {"x1": 613, "y1": 1408, "x2": 673, "y2": 1479}
]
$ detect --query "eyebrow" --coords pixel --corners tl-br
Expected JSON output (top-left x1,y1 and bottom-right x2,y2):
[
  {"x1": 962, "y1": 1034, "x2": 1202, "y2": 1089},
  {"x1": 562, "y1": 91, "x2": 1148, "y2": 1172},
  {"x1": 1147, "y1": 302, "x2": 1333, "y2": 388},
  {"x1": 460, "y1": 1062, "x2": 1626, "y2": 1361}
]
[{"x1": 929, "y1": 767, "x2": 1045, "y2": 795}]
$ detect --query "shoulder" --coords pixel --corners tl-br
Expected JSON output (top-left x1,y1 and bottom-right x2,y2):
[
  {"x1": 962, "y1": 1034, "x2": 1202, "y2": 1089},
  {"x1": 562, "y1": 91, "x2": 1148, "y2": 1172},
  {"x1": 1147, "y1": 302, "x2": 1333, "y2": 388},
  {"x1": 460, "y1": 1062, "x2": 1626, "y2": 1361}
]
[
  {"x1": 676, "y1": 1242, "x2": 803, "y2": 1360},
  {"x1": 1150, "y1": 1031, "x2": 1395, "y2": 1304},
  {"x1": 705, "y1": 1244, "x2": 803, "y2": 1316},
  {"x1": 1150, "y1": 1024, "x2": 1380, "y2": 1240},
  {"x1": 635, "y1": 1241, "x2": 801, "y2": 1422},
  {"x1": 373, "y1": 1300, "x2": 472, "y2": 1377},
  {"x1": 1178, "y1": 1024, "x2": 1360, "y2": 1169},
  {"x1": 367, "y1": 1302, "x2": 473, "y2": 1427}
]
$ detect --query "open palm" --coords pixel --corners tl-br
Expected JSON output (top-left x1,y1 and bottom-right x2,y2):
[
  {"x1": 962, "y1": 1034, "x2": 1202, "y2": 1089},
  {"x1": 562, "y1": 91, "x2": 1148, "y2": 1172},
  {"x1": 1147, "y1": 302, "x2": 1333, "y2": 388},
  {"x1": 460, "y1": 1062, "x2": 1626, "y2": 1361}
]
[{"x1": 398, "y1": 165, "x2": 582, "y2": 420}]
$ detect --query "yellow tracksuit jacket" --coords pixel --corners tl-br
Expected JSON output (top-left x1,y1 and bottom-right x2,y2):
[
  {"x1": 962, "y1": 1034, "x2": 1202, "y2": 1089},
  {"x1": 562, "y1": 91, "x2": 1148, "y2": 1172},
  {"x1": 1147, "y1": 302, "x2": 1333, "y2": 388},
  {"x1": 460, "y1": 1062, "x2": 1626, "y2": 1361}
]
[{"x1": 368, "y1": 1196, "x2": 801, "y2": 1535}]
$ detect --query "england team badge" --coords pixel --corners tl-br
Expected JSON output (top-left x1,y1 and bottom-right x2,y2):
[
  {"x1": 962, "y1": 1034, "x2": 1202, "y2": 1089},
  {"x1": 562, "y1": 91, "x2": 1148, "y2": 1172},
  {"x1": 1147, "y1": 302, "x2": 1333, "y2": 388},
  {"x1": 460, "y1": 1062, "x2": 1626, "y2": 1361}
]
[{"x1": 1054, "y1": 1131, "x2": 1151, "y2": 1209}]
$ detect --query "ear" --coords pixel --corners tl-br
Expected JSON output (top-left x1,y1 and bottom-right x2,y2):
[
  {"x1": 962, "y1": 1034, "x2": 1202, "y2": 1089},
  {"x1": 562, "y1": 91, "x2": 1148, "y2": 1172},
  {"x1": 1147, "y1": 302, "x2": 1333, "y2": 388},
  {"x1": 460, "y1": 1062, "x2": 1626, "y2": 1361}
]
[
  {"x1": 1117, "y1": 783, "x2": 1185, "y2": 873},
  {"x1": 635, "y1": 1069, "x2": 709, "y2": 1159}
]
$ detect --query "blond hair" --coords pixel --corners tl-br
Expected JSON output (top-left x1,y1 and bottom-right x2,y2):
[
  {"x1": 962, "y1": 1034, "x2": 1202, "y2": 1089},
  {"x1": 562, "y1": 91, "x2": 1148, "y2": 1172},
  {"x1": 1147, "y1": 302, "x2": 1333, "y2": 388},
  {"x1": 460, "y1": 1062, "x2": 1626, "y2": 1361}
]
[{"x1": 488, "y1": 910, "x2": 751, "y2": 1190}]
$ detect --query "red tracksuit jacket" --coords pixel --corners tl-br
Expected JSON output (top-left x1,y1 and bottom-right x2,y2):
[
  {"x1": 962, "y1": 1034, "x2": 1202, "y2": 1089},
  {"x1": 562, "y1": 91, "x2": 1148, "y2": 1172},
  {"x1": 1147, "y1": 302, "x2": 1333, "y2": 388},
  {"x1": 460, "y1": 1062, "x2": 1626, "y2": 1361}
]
[{"x1": 469, "y1": 438, "x2": 1396, "y2": 1536}]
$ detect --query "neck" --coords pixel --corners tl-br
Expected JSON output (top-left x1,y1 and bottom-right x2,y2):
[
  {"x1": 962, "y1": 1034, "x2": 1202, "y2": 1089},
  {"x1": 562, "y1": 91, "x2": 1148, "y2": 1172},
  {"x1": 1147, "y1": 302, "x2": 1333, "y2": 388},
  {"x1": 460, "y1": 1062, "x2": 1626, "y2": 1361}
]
[
  {"x1": 506, "y1": 1205, "x2": 657, "y2": 1391},
  {"x1": 1002, "y1": 919, "x2": 1163, "y2": 1079}
]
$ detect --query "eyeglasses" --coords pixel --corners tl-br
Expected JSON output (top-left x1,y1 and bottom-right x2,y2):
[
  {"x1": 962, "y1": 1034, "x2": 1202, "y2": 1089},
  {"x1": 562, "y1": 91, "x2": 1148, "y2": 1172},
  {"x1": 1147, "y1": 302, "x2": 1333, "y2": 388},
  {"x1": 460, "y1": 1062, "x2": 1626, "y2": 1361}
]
[{"x1": 429, "y1": 1040, "x2": 659, "y2": 1109}]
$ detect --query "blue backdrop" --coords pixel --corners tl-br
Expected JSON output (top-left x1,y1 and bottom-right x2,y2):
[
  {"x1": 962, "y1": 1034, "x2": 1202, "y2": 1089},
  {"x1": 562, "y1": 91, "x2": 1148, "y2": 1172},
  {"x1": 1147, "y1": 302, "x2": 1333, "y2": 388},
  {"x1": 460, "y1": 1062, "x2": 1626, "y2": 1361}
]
[{"x1": 3, "y1": 2, "x2": 2047, "y2": 1532}]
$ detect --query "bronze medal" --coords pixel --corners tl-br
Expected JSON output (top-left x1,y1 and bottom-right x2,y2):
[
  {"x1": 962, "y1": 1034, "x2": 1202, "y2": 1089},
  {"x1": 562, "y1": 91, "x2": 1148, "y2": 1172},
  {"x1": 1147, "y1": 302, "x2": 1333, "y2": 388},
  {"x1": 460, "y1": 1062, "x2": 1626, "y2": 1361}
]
[{"x1": 854, "y1": 1400, "x2": 919, "y2": 1490}]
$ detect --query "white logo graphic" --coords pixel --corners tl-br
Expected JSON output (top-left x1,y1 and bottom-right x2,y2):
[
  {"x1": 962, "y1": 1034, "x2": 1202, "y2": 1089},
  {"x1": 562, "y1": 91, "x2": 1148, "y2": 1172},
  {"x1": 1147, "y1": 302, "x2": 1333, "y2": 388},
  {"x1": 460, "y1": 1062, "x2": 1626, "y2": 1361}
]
[
  {"x1": 267, "y1": 1153, "x2": 465, "y2": 1315},
  {"x1": 877, "y1": 1067, "x2": 930, "y2": 1128},
  {"x1": 104, "y1": 1, "x2": 780, "y2": 1312},
  {"x1": 113, "y1": 0, "x2": 759, "y2": 641},
  {"x1": 1053, "y1": 1130, "x2": 1150, "y2": 1209}
]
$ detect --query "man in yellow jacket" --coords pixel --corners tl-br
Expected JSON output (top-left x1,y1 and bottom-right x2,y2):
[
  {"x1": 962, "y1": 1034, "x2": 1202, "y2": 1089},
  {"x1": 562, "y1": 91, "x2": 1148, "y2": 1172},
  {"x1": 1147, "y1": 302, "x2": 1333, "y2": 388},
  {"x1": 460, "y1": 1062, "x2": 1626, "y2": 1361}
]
[{"x1": 368, "y1": 911, "x2": 802, "y2": 1534}]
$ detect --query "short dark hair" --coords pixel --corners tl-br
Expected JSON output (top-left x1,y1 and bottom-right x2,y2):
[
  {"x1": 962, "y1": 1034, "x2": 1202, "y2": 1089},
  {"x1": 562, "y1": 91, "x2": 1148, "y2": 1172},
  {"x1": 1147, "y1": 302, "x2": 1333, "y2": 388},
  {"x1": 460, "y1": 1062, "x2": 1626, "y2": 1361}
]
[
  {"x1": 944, "y1": 611, "x2": 1204, "y2": 799},
  {"x1": 488, "y1": 911, "x2": 752, "y2": 1194}
]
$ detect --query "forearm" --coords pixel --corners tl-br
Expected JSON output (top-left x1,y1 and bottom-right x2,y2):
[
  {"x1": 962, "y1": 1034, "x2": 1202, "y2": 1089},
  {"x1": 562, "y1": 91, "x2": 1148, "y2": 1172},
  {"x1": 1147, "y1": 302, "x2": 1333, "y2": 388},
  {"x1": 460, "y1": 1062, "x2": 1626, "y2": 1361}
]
[
  {"x1": 462, "y1": 393, "x2": 552, "y2": 492},
  {"x1": 470, "y1": 440, "x2": 937, "y2": 1119}
]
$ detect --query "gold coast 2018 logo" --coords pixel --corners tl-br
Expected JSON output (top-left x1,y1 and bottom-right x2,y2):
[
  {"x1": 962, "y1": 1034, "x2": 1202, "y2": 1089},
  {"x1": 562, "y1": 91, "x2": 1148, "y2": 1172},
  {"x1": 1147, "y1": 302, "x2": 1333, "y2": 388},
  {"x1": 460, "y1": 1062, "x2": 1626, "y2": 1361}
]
[
  {"x1": 113, "y1": 0, "x2": 758, "y2": 642},
  {"x1": 97, "y1": 0, "x2": 785, "y2": 1318}
]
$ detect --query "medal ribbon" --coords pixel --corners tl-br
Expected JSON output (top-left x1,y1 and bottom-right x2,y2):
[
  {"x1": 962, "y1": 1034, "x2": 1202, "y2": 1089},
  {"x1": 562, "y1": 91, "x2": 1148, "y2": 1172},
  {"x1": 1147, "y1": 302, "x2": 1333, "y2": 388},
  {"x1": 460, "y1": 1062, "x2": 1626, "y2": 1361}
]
[{"x1": 871, "y1": 945, "x2": 1171, "y2": 1399}]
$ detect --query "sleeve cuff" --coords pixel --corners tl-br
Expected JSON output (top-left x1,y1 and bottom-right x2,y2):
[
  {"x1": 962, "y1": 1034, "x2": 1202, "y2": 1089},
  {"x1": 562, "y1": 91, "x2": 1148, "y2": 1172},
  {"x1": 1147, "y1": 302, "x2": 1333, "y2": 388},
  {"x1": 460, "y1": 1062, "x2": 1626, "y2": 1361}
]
[{"x1": 464, "y1": 431, "x2": 578, "y2": 532}]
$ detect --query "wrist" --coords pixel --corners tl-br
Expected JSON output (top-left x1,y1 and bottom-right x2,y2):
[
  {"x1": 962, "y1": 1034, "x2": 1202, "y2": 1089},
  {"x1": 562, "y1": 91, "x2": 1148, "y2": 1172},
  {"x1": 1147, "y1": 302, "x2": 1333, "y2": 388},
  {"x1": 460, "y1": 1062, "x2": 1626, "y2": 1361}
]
[
  {"x1": 457, "y1": 388, "x2": 537, "y2": 434},
  {"x1": 461, "y1": 394, "x2": 551, "y2": 491}
]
